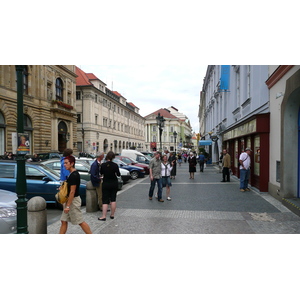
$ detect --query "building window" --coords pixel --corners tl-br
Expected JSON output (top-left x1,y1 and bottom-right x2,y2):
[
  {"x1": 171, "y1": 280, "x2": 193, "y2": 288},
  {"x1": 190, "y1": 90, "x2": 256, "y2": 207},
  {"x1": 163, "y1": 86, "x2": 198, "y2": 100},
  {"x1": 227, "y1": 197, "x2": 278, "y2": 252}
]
[
  {"x1": 95, "y1": 115, "x2": 98, "y2": 124},
  {"x1": 23, "y1": 66, "x2": 29, "y2": 95},
  {"x1": 77, "y1": 114, "x2": 81, "y2": 123},
  {"x1": 76, "y1": 91, "x2": 81, "y2": 100},
  {"x1": 153, "y1": 125, "x2": 157, "y2": 132},
  {"x1": 55, "y1": 78, "x2": 63, "y2": 101}
]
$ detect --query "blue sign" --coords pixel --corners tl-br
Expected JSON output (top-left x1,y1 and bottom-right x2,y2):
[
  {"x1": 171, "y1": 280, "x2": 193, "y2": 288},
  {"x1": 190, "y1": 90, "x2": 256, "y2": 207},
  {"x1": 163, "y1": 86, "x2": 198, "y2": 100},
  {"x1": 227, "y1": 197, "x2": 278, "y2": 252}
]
[{"x1": 220, "y1": 65, "x2": 230, "y2": 90}]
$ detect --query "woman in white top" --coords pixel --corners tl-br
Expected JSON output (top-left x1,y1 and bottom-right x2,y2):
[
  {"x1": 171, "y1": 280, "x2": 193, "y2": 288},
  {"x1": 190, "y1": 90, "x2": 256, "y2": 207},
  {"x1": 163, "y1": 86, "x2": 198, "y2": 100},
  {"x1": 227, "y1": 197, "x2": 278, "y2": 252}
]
[{"x1": 161, "y1": 154, "x2": 174, "y2": 201}]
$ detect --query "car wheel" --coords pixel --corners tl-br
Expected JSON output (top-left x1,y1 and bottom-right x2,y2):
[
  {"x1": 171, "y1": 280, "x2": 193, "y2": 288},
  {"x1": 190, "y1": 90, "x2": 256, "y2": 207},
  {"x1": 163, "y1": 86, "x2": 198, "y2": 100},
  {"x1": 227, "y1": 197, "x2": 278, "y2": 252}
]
[{"x1": 130, "y1": 170, "x2": 139, "y2": 180}]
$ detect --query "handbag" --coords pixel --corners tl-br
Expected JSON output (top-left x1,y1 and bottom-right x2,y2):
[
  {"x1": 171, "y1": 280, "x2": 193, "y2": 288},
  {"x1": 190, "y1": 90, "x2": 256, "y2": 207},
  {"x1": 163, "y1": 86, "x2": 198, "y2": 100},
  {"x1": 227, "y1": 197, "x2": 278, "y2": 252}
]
[{"x1": 55, "y1": 180, "x2": 69, "y2": 204}]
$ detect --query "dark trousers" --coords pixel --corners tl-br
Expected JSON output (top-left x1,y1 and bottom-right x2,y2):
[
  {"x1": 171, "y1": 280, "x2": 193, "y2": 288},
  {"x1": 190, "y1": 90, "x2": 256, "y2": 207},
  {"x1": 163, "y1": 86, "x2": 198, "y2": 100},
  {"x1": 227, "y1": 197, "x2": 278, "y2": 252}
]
[
  {"x1": 199, "y1": 161, "x2": 204, "y2": 172},
  {"x1": 222, "y1": 167, "x2": 230, "y2": 182}
]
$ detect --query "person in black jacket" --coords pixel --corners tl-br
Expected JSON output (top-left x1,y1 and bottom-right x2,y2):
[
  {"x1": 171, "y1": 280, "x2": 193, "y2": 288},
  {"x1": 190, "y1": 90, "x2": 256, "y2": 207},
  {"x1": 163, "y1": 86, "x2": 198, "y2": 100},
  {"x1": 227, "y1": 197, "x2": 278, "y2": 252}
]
[
  {"x1": 98, "y1": 151, "x2": 120, "y2": 221},
  {"x1": 90, "y1": 151, "x2": 104, "y2": 211}
]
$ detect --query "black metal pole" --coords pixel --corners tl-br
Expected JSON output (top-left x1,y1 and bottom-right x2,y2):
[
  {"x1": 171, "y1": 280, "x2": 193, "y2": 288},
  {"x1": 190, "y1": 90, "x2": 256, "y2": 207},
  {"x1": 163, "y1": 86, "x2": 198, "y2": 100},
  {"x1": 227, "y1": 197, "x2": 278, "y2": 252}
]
[
  {"x1": 15, "y1": 65, "x2": 28, "y2": 234},
  {"x1": 159, "y1": 127, "x2": 162, "y2": 152}
]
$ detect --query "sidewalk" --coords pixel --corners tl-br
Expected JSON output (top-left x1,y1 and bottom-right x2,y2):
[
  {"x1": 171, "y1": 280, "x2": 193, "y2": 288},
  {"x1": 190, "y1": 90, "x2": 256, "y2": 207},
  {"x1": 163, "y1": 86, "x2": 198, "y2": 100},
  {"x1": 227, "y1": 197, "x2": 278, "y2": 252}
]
[{"x1": 47, "y1": 164, "x2": 300, "y2": 234}]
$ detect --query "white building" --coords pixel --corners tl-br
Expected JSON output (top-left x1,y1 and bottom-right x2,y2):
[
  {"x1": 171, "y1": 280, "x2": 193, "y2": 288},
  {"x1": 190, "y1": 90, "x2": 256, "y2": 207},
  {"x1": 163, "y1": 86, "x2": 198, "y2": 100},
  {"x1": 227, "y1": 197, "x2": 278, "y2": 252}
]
[{"x1": 200, "y1": 65, "x2": 270, "y2": 191}]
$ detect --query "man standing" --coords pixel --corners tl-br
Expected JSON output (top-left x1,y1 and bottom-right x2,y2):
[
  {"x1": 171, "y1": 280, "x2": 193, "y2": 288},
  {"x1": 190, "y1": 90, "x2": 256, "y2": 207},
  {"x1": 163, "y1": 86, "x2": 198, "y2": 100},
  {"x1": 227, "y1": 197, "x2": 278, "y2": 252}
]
[
  {"x1": 198, "y1": 152, "x2": 205, "y2": 172},
  {"x1": 221, "y1": 149, "x2": 231, "y2": 182},
  {"x1": 90, "y1": 152, "x2": 105, "y2": 210},
  {"x1": 148, "y1": 151, "x2": 163, "y2": 202},
  {"x1": 239, "y1": 148, "x2": 252, "y2": 192}
]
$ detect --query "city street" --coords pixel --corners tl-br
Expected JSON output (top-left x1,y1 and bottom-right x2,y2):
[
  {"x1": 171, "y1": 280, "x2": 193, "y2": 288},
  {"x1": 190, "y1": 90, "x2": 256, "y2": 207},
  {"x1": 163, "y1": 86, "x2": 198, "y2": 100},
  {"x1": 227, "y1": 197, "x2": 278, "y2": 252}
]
[{"x1": 47, "y1": 162, "x2": 300, "y2": 234}]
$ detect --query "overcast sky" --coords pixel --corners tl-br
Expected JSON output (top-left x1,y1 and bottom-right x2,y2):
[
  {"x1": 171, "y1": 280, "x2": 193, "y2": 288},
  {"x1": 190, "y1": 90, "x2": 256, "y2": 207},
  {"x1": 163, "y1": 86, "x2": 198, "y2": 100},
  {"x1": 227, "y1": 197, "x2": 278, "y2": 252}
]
[{"x1": 80, "y1": 64, "x2": 207, "y2": 132}]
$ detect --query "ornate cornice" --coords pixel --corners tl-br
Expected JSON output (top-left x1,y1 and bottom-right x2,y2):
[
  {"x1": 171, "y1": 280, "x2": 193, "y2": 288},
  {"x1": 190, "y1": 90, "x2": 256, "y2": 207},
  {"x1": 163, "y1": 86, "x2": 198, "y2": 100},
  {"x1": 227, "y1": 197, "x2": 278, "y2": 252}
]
[{"x1": 265, "y1": 65, "x2": 294, "y2": 89}]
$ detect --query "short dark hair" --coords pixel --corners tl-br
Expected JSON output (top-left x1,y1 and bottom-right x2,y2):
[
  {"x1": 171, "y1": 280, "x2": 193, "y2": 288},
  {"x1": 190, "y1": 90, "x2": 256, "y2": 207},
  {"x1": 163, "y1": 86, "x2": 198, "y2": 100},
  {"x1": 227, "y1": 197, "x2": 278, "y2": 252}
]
[
  {"x1": 64, "y1": 155, "x2": 75, "y2": 166},
  {"x1": 63, "y1": 148, "x2": 73, "y2": 157},
  {"x1": 106, "y1": 151, "x2": 115, "y2": 161}
]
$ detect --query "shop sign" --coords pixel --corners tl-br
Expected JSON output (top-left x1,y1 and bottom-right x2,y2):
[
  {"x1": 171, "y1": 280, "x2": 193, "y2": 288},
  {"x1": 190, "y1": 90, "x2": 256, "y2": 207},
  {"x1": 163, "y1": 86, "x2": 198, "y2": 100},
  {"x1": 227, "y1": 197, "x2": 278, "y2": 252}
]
[{"x1": 224, "y1": 119, "x2": 256, "y2": 140}]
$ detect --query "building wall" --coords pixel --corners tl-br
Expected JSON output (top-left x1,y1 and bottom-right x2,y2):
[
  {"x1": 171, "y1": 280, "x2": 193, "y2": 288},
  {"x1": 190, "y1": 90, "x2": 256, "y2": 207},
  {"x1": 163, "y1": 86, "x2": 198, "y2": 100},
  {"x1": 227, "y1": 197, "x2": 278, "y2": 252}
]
[{"x1": 0, "y1": 65, "x2": 77, "y2": 155}]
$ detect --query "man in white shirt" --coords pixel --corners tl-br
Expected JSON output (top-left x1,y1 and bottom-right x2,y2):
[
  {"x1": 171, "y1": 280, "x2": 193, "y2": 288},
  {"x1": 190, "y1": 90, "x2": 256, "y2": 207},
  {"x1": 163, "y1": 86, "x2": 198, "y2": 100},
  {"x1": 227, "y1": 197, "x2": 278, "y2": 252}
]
[{"x1": 239, "y1": 148, "x2": 252, "y2": 192}]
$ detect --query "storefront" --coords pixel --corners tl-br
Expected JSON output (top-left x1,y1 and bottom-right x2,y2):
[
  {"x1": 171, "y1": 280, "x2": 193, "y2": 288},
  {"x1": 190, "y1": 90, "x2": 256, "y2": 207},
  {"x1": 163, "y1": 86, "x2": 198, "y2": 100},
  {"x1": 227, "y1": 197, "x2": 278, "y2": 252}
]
[{"x1": 222, "y1": 113, "x2": 270, "y2": 192}]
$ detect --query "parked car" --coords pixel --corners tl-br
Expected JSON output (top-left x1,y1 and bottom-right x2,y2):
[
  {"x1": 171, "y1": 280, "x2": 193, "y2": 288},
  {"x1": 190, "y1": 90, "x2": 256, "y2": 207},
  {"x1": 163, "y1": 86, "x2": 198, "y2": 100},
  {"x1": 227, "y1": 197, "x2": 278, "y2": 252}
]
[
  {"x1": 37, "y1": 152, "x2": 61, "y2": 160},
  {"x1": 0, "y1": 189, "x2": 17, "y2": 234},
  {"x1": 0, "y1": 160, "x2": 87, "y2": 206},
  {"x1": 112, "y1": 158, "x2": 145, "y2": 180},
  {"x1": 76, "y1": 157, "x2": 95, "y2": 166},
  {"x1": 141, "y1": 151, "x2": 154, "y2": 159},
  {"x1": 41, "y1": 158, "x2": 123, "y2": 190},
  {"x1": 121, "y1": 149, "x2": 150, "y2": 164},
  {"x1": 116, "y1": 156, "x2": 149, "y2": 174}
]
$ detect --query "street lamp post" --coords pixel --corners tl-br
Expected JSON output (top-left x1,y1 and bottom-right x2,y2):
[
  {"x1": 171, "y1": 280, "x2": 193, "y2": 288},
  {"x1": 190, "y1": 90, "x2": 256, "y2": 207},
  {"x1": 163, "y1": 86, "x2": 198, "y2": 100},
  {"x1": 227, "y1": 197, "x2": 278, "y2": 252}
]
[
  {"x1": 15, "y1": 65, "x2": 28, "y2": 234},
  {"x1": 156, "y1": 113, "x2": 165, "y2": 152},
  {"x1": 173, "y1": 131, "x2": 177, "y2": 154}
]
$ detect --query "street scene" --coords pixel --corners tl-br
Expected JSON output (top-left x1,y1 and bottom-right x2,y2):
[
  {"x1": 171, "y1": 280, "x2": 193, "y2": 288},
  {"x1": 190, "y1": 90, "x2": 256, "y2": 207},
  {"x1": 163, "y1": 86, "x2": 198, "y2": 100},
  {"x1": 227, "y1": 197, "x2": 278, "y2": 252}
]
[{"x1": 47, "y1": 163, "x2": 300, "y2": 234}]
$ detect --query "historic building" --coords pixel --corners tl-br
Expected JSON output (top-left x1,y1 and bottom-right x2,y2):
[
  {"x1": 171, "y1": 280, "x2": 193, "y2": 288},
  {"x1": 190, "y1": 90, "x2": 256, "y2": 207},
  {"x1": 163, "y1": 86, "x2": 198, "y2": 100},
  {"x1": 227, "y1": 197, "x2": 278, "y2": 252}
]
[
  {"x1": 144, "y1": 107, "x2": 192, "y2": 152},
  {"x1": 200, "y1": 65, "x2": 270, "y2": 192},
  {"x1": 75, "y1": 66, "x2": 145, "y2": 154},
  {"x1": 266, "y1": 65, "x2": 300, "y2": 204},
  {"x1": 0, "y1": 65, "x2": 77, "y2": 155}
]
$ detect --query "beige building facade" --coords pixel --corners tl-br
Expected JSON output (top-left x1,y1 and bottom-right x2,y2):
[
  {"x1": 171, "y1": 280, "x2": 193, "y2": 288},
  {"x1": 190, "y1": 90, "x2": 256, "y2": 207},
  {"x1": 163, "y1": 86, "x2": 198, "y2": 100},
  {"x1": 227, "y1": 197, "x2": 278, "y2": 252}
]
[
  {"x1": 0, "y1": 65, "x2": 77, "y2": 155},
  {"x1": 75, "y1": 66, "x2": 145, "y2": 154}
]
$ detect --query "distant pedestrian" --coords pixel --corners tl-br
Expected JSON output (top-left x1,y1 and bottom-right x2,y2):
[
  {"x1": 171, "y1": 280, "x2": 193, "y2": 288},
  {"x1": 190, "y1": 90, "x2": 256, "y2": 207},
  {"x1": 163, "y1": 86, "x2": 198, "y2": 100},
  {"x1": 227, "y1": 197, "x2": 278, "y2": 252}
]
[
  {"x1": 219, "y1": 152, "x2": 223, "y2": 173},
  {"x1": 148, "y1": 151, "x2": 163, "y2": 202},
  {"x1": 59, "y1": 155, "x2": 92, "y2": 234},
  {"x1": 188, "y1": 152, "x2": 197, "y2": 179},
  {"x1": 31, "y1": 153, "x2": 41, "y2": 162},
  {"x1": 198, "y1": 152, "x2": 205, "y2": 172},
  {"x1": 60, "y1": 148, "x2": 73, "y2": 182},
  {"x1": 90, "y1": 151, "x2": 105, "y2": 211},
  {"x1": 221, "y1": 149, "x2": 231, "y2": 182},
  {"x1": 161, "y1": 154, "x2": 174, "y2": 201},
  {"x1": 168, "y1": 152, "x2": 177, "y2": 179},
  {"x1": 98, "y1": 151, "x2": 120, "y2": 221},
  {"x1": 239, "y1": 148, "x2": 252, "y2": 192},
  {"x1": 177, "y1": 152, "x2": 182, "y2": 166}
]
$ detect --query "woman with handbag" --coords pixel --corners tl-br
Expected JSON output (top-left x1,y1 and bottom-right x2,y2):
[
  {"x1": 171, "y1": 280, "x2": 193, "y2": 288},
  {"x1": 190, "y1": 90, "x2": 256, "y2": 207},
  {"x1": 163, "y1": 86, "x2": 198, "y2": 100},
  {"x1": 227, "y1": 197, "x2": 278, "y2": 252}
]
[
  {"x1": 59, "y1": 155, "x2": 92, "y2": 234},
  {"x1": 98, "y1": 151, "x2": 121, "y2": 221}
]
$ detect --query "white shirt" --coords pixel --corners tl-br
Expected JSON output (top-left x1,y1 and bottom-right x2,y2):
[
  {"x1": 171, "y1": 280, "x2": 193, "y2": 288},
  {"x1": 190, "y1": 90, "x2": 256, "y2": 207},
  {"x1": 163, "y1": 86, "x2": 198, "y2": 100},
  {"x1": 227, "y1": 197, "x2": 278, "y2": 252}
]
[
  {"x1": 161, "y1": 162, "x2": 173, "y2": 177},
  {"x1": 239, "y1": 152, "x2": 250, "y2": 170}
]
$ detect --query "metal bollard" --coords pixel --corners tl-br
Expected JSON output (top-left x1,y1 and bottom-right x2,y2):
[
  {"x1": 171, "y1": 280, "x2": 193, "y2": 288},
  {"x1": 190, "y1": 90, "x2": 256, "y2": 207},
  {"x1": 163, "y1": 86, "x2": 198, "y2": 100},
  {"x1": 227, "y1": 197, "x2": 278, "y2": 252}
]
[
  {"x1": 86, "y1": 181, "x2": 98, "y2": 212},
  {"x1": 27, "y1": 196, "x2": 47, "y2": 234}
]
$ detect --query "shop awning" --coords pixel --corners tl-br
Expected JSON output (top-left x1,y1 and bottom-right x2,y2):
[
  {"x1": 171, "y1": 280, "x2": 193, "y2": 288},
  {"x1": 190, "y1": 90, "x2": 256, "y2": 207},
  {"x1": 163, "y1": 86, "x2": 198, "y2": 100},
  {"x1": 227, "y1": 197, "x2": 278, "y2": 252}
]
[{"x1": 199, "y1": 140, "x2": 212, "y2": 146}]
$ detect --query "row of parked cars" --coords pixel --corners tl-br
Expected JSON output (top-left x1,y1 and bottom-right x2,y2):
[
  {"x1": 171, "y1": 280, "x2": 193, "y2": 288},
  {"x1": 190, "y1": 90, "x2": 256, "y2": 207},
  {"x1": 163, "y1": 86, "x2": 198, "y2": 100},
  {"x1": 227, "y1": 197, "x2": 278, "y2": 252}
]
[{"x1": 0, "y1": 149, "x2": 154, "y2": 233}]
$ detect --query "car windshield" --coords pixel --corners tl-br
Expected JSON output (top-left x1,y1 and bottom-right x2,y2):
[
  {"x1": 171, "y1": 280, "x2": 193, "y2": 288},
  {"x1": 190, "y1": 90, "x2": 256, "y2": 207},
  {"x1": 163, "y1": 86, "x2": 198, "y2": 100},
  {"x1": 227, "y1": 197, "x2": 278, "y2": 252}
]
[
  {"x1": 113, "y1": 158, "x2": 128, "y2": 166},
  {"x1": 38, "y1": 164, "x2": 60, "y2": 180}
]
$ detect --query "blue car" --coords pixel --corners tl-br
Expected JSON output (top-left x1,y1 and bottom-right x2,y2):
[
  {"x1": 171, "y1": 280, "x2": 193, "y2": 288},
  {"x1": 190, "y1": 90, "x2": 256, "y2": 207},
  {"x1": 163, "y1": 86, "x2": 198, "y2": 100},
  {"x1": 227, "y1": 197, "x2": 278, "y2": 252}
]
[
  {"x1": 113, "y1": 158, "x2": 145, "y2": 180},
  {"x1": 0, "y1": 160, "x2": 86, "y2": 206}
]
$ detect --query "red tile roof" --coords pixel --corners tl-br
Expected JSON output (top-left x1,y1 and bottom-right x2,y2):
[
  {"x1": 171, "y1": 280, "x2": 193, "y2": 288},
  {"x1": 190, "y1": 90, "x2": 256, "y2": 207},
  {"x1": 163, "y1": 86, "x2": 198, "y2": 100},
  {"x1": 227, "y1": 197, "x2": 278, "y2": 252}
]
[
  {"x1": 86, "y1": 73, "x2": 99, "y2": 80},
  {"x1": 75, "y1": 66, "x2": 93, "y2": 86},
  {"x1": 144, "y1": 108, "x2": 179, "y2": 119}
]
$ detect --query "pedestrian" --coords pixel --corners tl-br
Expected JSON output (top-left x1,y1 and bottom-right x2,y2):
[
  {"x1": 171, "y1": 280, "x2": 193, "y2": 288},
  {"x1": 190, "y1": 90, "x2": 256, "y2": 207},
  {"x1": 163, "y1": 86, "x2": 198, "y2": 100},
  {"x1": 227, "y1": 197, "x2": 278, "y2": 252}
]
[
  {"x1": 148, "y1": 151, "x2": 163, "y2": 202},
  {"x1": 168, "y1": 152, "x2": 177, "y2": 179},
  {"x1": 98, "y1": 151, "x2": 120, "y2": 221},
  {"x1": 239, "y1": 148, "x2": 252, "y2": 192},
  {"x1": 60, "y1": 148, "x2": 73, "y2": 182},
  {"x1": 198, "y1": 152, "x2": 205, "y2": 172},
  {"x1": 59, "y1": 155, "x2": 92, "y2": 234},
  {"x1": 188, "y1": 152, "x2": 197, "y2": 179},
  {"x1": 31, "y1": 153, "x2": 41, "y2": 162},
  {"x1": 90, "y1": 151, "x2": 105, "y2": 211},
  {"x1": 177, "y1": 152, "x2": 182, "y2": 166},
  {"x1": 221, "y1": 149, "x2": 231, "y2": 182},
  {"x1": 219, "y1": 152, "x2": 223, "y2": 173},
  {"x1": 161, "y1": 154, "x2": 174, "y2": 200}
]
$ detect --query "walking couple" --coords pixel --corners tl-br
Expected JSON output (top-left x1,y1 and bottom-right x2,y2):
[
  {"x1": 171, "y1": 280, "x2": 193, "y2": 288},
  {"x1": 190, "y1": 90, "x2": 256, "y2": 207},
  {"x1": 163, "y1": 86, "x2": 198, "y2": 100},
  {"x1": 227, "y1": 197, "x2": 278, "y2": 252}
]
[{"x1": 148, "y1": 152, "x2": 174, "y2": 202}]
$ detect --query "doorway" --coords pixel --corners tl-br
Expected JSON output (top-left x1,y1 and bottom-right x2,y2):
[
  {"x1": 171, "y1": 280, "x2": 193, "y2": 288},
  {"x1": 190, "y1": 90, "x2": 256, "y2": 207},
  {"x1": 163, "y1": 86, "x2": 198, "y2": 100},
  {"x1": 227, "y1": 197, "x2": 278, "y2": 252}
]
[{"x1": 58, "y1": 121, "x2": 67, "y2": 152}]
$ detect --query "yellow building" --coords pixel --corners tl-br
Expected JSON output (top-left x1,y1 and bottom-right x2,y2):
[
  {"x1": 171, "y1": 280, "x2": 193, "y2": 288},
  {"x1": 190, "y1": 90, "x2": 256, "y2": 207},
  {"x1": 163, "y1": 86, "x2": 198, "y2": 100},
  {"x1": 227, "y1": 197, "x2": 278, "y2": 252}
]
[{"x1": 0, "y1": 65, "x2": 77, "y2": 155}]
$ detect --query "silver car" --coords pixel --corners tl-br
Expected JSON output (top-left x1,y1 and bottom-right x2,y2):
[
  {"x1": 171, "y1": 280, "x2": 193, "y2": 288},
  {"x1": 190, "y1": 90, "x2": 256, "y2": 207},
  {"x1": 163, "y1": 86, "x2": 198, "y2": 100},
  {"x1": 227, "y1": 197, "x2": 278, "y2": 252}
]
[{"x1": 0, "y1": 189, "x2": 17, "y2": 234}]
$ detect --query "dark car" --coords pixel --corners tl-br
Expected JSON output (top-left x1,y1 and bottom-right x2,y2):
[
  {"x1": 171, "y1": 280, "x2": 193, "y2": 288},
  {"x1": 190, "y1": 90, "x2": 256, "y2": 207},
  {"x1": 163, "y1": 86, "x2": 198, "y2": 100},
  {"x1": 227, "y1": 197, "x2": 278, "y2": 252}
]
[
  {"x1": 112, "y1": 158, "x2": 145, "y2": 180},
  {"x1": 0, "y1": 160, "x2": 86, "y2": 206},
  {"x1": 0, "y1": 189, "x2": 17, "y2": 234},
  {"x1": 37, "y1": 152, "x2": 61, "y2": 161},
  {"x1": 116, "y1": 156, "x2": 149, "y2": 174}
]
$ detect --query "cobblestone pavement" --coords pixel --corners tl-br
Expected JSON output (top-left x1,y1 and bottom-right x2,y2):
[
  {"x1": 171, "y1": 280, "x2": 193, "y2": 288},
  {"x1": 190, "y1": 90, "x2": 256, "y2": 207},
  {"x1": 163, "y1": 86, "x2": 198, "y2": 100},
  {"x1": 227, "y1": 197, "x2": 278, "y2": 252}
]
[{"x1": 47, "y1": 163, "x2": 300, "y2": 234}]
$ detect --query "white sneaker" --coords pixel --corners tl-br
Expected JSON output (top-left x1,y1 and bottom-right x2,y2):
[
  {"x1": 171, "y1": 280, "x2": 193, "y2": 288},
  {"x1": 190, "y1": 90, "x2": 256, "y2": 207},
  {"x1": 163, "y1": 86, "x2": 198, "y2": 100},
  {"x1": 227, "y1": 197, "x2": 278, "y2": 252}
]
[
  {"x1": 155, "y1": 193, "x2": 158, "y2": 199},
  {"x1": 167, "y1": 197, "x2": 172, "y2": 201}
]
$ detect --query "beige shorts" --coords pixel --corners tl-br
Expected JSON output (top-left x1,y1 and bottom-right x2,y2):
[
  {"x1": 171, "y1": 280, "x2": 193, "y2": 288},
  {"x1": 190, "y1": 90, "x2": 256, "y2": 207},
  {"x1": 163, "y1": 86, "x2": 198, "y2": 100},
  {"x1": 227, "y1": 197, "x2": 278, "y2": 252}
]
[{"x1": 60, "y1": 196, "x2": 84, "y2": 225}]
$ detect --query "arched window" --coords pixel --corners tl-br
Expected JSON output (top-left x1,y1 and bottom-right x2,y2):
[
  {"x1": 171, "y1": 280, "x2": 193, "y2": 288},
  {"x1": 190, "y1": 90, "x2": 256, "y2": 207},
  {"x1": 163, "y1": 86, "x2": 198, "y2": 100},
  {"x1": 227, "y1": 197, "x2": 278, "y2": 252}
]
[
  {"x1": 0, "y1": 112, "x2": 5, "y2": 155},
  {"x1": 23, "y1": 66, "x2": 29, "y2": 95},
  {"x1": 55, "y1": 78, "x2": 63, "y2": 101},
  {"x1": 24, "y1": 114, "x2": 33, "y2": 154}
]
